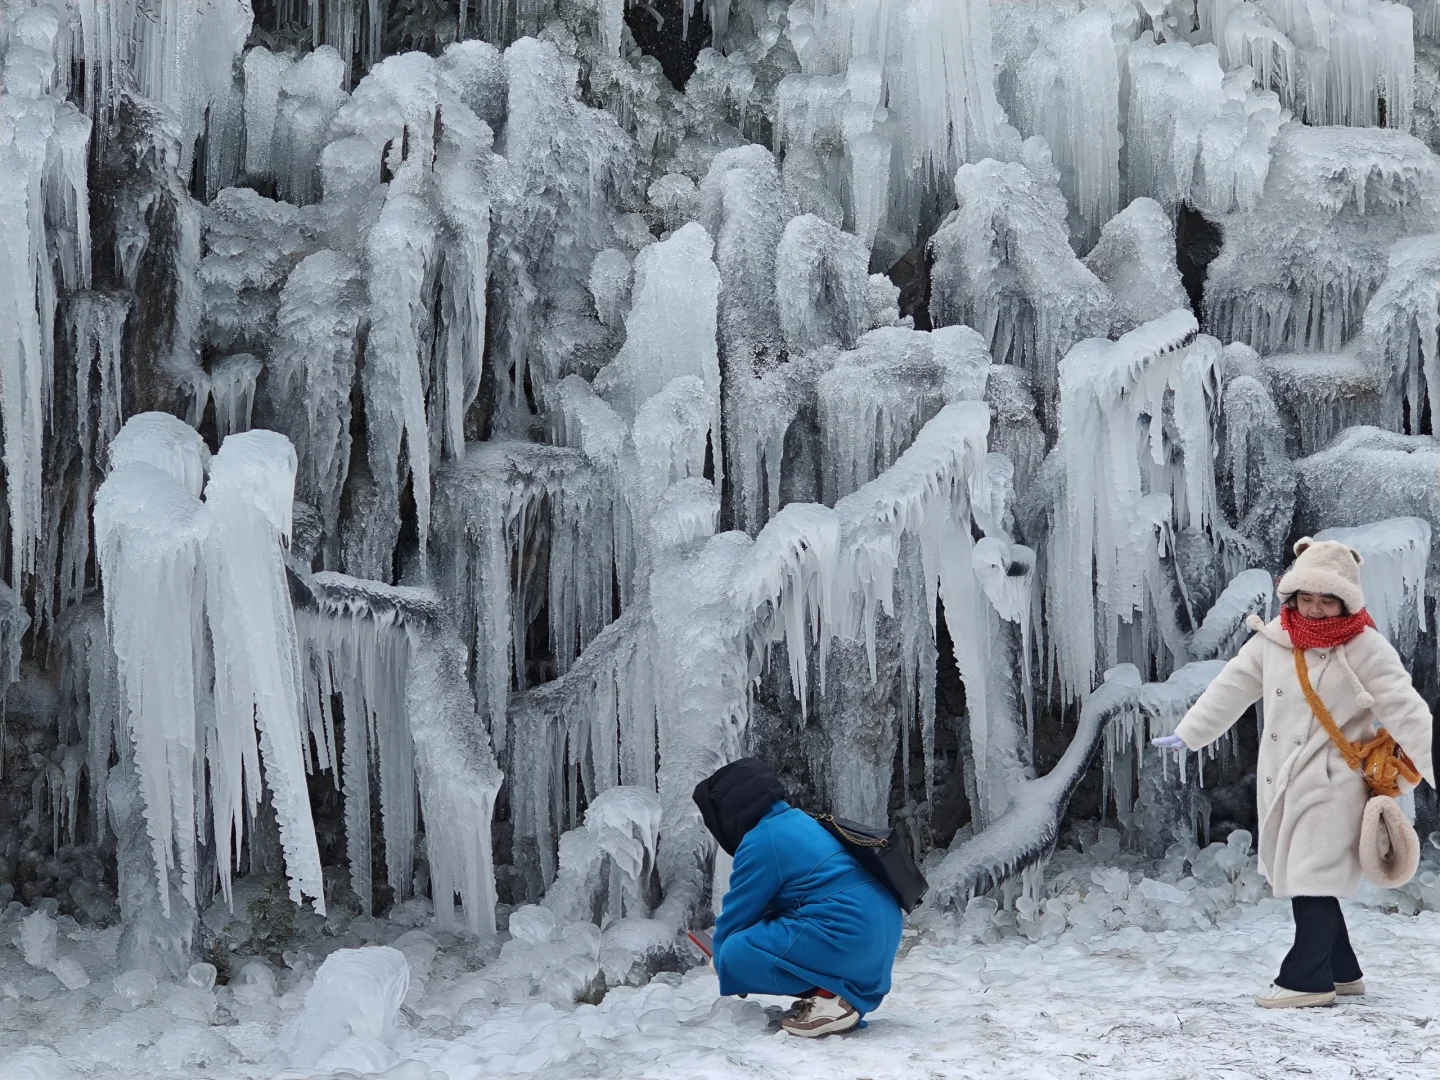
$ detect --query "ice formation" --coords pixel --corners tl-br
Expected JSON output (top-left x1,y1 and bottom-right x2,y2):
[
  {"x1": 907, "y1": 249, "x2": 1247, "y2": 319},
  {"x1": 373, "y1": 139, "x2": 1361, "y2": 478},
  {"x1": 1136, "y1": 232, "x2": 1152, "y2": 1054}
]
[{"x1": 0, "y1": 0, "x2": 1438, "y2": 1046}]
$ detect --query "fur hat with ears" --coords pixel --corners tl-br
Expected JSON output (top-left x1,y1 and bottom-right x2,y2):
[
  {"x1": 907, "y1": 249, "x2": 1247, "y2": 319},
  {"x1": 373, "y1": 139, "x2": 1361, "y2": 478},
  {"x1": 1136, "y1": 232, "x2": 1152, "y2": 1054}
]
[
  {"x1": 1359, "y1": 795, "x2": 1421, "y2": 889},
  {"x1": 1277, "y1": 537, "x2": 1366, "y2": 614}
]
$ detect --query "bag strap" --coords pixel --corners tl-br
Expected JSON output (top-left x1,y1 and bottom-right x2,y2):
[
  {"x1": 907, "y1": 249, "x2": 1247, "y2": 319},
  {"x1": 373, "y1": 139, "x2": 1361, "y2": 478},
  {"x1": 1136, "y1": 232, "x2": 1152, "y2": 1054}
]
[
  {"x1": 813, "y1": 813, "x2": 889, "y2": 849},
  {"x1": 1292, "y1": 648, "x2": 1366, "y2": 771},
  {"x1": 1292, "y1": 648, "x2": 1421, "y2": 797}
]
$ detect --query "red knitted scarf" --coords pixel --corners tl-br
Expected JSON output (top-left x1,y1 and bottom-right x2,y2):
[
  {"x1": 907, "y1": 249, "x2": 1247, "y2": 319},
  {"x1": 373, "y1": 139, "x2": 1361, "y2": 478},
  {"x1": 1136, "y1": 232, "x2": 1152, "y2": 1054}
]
[{"x1": 1280, "y1": 605, "x2": 1375, "y2": 650}]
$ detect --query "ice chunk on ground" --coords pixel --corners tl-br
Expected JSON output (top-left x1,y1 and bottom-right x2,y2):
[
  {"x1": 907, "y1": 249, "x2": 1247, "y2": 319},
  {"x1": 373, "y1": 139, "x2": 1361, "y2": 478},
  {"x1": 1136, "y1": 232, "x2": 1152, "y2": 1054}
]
[{"x1": 285, "y1": 946, "x2": 409, "y2": 1069}]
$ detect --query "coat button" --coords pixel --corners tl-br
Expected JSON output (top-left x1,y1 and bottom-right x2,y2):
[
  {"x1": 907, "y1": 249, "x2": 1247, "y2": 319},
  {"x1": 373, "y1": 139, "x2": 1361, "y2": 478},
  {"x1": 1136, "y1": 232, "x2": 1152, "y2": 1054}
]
[
  {"x1": 1270, "y1": 733, "x2": 1278, "y2": 741},
  {"x1": 1266, "y1": 777, "x2": 1273, "y2": 784},
  {"x1": 1276, "y1": 689, "x2": 1283, "y2": 697},
  {"x1": 1318, "y1": 653, "x2": 1326, "y2": 659}
]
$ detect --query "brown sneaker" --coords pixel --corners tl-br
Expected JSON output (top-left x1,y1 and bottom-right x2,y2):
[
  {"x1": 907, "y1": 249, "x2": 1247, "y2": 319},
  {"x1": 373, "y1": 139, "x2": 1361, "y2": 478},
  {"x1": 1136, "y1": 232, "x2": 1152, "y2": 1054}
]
[{"x1": 780, "y1": 994, "x2": 861, "y2": 1037}]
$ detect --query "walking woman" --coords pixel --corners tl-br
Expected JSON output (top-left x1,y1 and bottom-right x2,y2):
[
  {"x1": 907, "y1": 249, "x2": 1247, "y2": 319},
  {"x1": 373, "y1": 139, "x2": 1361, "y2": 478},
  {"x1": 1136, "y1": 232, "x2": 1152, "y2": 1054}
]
[
  {"x1": 1153, "y1": 538, "x2": 1434, "y2": 1007},
  {"x1": 692, "y1": 758, "x2": 904, "y2": 1037}
]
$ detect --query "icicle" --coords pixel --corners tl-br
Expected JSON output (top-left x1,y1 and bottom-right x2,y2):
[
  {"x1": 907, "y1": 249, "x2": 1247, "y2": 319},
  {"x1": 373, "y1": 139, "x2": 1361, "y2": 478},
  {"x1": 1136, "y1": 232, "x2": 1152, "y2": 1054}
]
[
  {"x1": 204, "y1": 431, "x2": 326, "y2": 914},
  {"x1": 358, "y1": 179, "x2": 440, "y2": 581}
]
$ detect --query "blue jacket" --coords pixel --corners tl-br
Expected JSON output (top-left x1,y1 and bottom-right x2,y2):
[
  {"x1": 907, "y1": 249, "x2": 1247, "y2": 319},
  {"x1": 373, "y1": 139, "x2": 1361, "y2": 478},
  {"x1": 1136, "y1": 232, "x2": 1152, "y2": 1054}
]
[{"x1": 711, "y1": 801, "x2": 903, "y2": 1014}]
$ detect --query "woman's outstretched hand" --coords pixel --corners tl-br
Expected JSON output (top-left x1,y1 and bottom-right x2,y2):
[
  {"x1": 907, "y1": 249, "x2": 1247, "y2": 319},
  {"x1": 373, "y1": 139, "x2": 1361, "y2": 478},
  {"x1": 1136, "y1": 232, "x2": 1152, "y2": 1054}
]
[{"x1": 1151, "y1": 735, "x2": 1187, "y2": 750}]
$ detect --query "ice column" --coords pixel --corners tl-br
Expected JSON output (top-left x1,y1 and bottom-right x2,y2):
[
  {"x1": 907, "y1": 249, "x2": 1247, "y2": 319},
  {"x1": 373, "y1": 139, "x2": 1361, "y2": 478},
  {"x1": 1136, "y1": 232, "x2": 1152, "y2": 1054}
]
[{"x1": 94, "y1": 460, "x2": 209, "y2": 918}]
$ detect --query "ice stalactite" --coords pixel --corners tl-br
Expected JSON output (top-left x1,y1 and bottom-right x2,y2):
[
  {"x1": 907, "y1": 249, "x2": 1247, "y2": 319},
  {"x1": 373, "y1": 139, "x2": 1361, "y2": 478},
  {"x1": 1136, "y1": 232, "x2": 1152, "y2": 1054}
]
[
  {"x1": 775, "y1": 215, "x2": 870, "y2": 354},
  {"x1": 1293, "y1": 429, "x2": 1440, "y2": 581},
  {"x1": 300, "y1": 575, "x2": 418, "y2": 914},
  {"x1": 1125, "y1": 42, "x2": 1287, "y2": 216},
  {"x1": 409, "y1": 613, "x2": 505, "y2": 936},
  {"x1": 774, "y1": 56, "x2": 892, "y2": 251},
  {"x1": 1188, "y1": 567, "x2": 1275, "y2": 660},
  {"x1": 700, "y1": 144, "x2": 789, "y2": 363},
  {"x1": 0, "y1": 6, "x2": 93, "y2": 598},
  {"x1": 203, "y1": 430, "x2": 326, "y2": 914},
  {"x1": 593, "y1": 223, "x2": 721, "y2": 457},
  {"x1": 1357, "y1": 234, "x2": 1440, "y2": 433},
  {"x1": 1018, "y1": 6, "x2": 1121, "y2": 246},
  {"x1": 816, "y1": 325, "x2": 991, "y2": 503},
  {"x1": 358, "y1": 176, "x2": 440, "y2": 581},
  {"x1": 1047, "y1": 310, "x2": 1223, "y2": 703},
  {"x1": 1256, "y1": 351, "x2": 1387, "y2": 455},
  {"x1": 929, "y1": 158, "x2": 1114, "y2": 421},
  {"x1": 1218, "y1": 353, "x2": 1296, "y2": 566},
  {"x1": 122, "y1": 0, "x2": 254, "y2": 192},
  {"x1": 1315, "y1": 517, "x2": 1431, "y2": 660},
  {"x1": 509, "y1": 606, "x2": 661, "y2": 892},
  {"x1": 970, "y1": 535, "x2": 1037, "y2": 827},
  {"x1": 1205, "y1": 123, "x2": 1440, "y2": 355},
  {"x1": 267, "y1": 250, "x2": 366, "y2": 566},
  {"x1": 39, "y1": 291, "x2": 129, "y2": 640},
  {"x1": 1082, "y1": 197, "x2": 1191, "y2": 335},
  {"x1": 1265, "y1": 0, "x2": 1414, "y2": 130},
  {"x1": 491, "y1": 36, "x2": 636, "y2": 431},
  {"x1": 271, "y1": 47, "x2": 349, "y2": 206},
  {"x1": 431, "y1": 442, "x2": 615, "y2": 753},
  {"x1": 790, "y1": 0, "x2": 1002, "y2": 237}
]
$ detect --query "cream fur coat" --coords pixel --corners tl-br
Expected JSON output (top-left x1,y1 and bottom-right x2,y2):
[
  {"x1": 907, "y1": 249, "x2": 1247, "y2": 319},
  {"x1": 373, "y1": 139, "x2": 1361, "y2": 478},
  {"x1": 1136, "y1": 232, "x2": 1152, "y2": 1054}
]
[{"x1": 1174, "y1": 616, "x2": 1435, "y2": 898}]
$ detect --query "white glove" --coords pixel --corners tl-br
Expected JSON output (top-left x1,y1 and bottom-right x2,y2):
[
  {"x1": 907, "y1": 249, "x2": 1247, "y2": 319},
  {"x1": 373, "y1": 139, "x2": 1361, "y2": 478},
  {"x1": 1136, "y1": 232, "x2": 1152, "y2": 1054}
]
[{"x1": 1151, "y1": 734, "x2": 1187, "y2": 750}]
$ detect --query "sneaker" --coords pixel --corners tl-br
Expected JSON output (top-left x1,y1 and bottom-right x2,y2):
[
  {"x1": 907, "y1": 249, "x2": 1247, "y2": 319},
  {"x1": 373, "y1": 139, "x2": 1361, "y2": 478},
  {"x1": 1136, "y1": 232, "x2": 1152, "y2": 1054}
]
[
  {"x1": 780, "y1": 994, "x2": 861, "y2": 1037},
  {"x1": 1254, "y1": 983, "x2": 1336, "y2": 1009},
  {"x1": 1335, "y1": 979, "x2": 1365, "y2": 996}
]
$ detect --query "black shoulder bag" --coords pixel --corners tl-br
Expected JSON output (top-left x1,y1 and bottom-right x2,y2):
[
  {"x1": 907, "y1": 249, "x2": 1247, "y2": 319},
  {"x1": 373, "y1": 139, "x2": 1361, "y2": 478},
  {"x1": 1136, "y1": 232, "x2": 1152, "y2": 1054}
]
[{"x1": 812, "y1": 813, "x2": 928, "y2": 913}]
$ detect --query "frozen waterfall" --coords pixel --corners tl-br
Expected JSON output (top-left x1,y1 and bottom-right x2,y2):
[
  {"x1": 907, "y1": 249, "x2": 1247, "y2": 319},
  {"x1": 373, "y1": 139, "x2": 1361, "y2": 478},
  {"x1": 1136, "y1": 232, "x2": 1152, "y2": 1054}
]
[{"x1": 0, "y1": 0, "x2": 1436, "y2": 1024}]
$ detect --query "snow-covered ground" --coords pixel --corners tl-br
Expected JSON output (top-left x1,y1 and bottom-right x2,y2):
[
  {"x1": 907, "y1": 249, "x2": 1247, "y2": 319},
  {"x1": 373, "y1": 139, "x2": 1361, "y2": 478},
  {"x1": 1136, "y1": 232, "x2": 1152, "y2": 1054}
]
[{"x1": 5, "y1": 857, "x2": 1440, "y2": 1080}]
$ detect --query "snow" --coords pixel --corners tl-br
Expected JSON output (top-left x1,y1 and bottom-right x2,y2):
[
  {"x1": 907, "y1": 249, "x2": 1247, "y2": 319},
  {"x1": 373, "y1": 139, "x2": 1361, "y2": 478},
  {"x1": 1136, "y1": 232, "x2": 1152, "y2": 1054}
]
[{"x1": 2, "y1": 850, "x2": 1440, "y2": 1077}]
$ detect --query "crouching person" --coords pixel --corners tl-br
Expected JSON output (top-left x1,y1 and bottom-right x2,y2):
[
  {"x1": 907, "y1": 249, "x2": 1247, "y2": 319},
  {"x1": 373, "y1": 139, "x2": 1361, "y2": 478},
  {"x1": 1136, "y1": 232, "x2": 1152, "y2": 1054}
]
[{"x1": 692, "y1": 758, "x2": 903, "y2": 1038}]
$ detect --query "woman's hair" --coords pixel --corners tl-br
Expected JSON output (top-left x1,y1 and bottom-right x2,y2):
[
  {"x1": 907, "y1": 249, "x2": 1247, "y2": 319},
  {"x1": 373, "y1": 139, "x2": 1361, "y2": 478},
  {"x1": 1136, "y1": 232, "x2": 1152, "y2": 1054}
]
[{"x1": 1282, "y1": 592, "x2": 1351, "y2": 616}]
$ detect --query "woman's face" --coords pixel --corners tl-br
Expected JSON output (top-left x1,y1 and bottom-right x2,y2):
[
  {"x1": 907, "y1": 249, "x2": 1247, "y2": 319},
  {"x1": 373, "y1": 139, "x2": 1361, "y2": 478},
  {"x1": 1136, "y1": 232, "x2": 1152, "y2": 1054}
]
[{"x1": 1296, "y1": 592, "x2": 1344, "y2": 619}]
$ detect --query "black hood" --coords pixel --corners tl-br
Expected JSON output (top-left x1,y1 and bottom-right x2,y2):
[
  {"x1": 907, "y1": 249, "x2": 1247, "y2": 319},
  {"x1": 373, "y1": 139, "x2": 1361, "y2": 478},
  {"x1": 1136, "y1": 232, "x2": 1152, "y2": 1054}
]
[{"x1": 692, "y1": 758, "x2": 785, "y2": 856}]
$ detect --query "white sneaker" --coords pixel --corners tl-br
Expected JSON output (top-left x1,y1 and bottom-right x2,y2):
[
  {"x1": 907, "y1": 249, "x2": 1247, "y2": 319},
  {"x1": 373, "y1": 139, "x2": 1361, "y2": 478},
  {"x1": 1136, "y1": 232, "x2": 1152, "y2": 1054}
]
[
  {"x1": 1335, "y1": 979, "x2": 1365, "y2": 996},
  {"x1": 1254, "y1": 983, "x2": 1336, "y2": 1009},
  {"x1": 780, "y1": 994, "x2": 861, "y2": 1037}
]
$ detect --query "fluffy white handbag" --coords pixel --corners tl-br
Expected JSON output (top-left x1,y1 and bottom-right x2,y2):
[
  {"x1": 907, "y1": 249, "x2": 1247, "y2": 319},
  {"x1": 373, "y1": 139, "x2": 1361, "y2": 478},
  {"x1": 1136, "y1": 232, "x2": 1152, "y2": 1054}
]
[{"x1": 1358, "y1": 796, "x2": 1421, "y2": 890}]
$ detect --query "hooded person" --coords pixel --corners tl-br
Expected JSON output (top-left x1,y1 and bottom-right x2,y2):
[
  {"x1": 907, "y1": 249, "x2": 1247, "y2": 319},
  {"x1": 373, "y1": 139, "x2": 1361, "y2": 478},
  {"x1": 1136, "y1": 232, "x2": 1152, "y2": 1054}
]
[
  {"x1": 1152, "y1": 539, "x2": 1434, "y2": 1010},
  {"x1": 692, "y1": 758, "x2": 904, "y2": 1038}
]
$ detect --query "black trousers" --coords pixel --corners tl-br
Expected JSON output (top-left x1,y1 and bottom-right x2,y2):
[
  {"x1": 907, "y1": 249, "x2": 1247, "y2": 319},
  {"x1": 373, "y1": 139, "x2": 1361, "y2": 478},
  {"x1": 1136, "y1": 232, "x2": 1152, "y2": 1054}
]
[{"x1": 1276, "y1": 896, "x2": 1363, "y2": 993}]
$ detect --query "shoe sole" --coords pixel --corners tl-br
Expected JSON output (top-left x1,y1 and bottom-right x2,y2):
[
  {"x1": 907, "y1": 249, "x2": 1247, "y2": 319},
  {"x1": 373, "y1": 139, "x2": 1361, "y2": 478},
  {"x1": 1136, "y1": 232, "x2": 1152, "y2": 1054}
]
[
  {"x1": 1336, "y1": 981, "x2": 1365, "y2": 996},
  {"x1": 782, "y1": 1012, "x2": 861, "y2": 1037},
  {"x1": 1255, "y1": 990, "x2": 1336, "y2": 1009}
]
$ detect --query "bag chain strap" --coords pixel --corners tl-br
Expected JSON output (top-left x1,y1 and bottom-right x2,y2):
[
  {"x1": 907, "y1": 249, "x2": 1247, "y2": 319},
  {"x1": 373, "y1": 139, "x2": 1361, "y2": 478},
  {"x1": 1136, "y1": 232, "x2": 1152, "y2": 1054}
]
[
  {"x1": 1291, "y1": 647, "x2": 1420, "y2": 799},
  {"x1": 813, "y1": 813, "x2": 889, "y2": 848}
]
